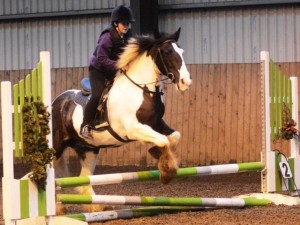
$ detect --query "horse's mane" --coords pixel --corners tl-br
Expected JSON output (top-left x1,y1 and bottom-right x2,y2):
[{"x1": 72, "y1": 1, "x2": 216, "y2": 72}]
[
  {"x1": 116, "y1": 32, "x2": 176, "y2": 69},
  {"x1": 116, "y1": 35, "x2": 155, "y2": 69}
]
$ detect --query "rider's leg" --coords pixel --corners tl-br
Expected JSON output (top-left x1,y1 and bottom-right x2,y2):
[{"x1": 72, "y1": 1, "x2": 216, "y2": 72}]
[{"x1": 80, "y1": 66, "x2": 106, "y2": 138}]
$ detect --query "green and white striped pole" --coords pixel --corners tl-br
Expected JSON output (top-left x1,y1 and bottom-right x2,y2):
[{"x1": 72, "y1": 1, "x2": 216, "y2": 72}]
[
  {"x1": 57, "y1": 194, "x2": 271, "y2": 207},
  {"x1": 56, "y1": 162, "x2": 263, "y2": 188},
  {"x1": 65, "y1": 206, "x2": 203, "y2": 222}
]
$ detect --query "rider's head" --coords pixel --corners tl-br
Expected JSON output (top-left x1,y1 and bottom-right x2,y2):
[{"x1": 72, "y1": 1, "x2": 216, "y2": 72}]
[{"x1": 110, "y1": 5, "x2": 135, "y2": 35}]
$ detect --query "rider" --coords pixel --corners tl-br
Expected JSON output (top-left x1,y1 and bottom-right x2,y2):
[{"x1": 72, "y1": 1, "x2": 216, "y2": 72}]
[{"x1": 80, "y1": 5, "x2": 135, "y2": 139}]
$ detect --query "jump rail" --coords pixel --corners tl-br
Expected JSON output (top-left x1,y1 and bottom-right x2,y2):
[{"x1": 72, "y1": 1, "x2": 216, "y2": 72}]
[
  {"x1": 57, "y1": 194, "x2": 271, "y2": 207},
  {"x1": 56, "y1": 162, "x2": 263, "y2": 188},
  {"x1": 65, "y1": 206, "x2": 204, "y2": 223}
]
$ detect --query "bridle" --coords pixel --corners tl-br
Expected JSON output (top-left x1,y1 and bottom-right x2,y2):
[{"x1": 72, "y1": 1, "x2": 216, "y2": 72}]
[
  {"x1": 121, "y1": 39, "x2": 179, "y2": 95},
  {"x1": 156, "y1": 40, "x2": 177, "y2": 83}
]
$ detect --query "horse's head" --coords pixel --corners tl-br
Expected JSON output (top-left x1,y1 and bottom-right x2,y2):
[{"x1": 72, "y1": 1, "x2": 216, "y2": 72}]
[
  {"x1": 152, "y1": 28, "x2": 192, "y2": 91},
  {"x1": 117, "y1": 28, "x2": 191, "y2": 91}
]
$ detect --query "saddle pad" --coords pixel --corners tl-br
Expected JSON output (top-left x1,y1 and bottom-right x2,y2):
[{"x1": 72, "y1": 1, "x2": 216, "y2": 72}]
[
  {"x1": 81, "y1": 77, "x2": 91, "y2": 92},
  {"x1": 73, "y1": 91, "x2": 90, "y2": 110}
]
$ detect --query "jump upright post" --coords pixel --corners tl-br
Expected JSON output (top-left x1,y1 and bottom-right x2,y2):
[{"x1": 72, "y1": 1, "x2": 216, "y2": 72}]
[
  {"x1": 1, "y1": 52, "x2": 56, "y2": 225},
  {"x1": 260, "y1": 51, "x2": 300, "y2": 194}
]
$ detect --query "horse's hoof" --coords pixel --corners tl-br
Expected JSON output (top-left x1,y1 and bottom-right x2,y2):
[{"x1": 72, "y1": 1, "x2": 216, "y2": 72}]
[
  {"x1": 83, "y1": 204, "x2": 113, "y2": 212},
  {"x1": 158, "y1": 149, "x2": 178, "y2": 184},
  {"x1": 56, "y1": 203, "x2": 68, "y2": 215},
  {"x1": 160, "y1": 168, "x2": 177, "y2": 184},
  {"x1": 103, "y1": 205, "x2": 114, "y2": 211}
]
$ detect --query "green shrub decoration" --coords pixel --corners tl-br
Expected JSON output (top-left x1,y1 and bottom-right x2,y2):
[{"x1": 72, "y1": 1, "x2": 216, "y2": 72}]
[
  {"x1": 274, "y1": 103, "x2": 300, "y2": 142},
  {"x1": 22, "y1": 96, "x2": 55, "y2": 190}
]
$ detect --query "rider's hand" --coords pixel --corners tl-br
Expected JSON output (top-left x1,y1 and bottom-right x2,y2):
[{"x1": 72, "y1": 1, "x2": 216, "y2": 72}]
[{"x1": 122, "y1": 65, "x2": 129, "y2": 71}]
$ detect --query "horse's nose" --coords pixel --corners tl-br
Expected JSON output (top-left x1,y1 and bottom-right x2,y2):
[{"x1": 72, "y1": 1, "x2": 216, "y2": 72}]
[{"x1": 181, "y1": 77, "x2": 192, "y2": 87}]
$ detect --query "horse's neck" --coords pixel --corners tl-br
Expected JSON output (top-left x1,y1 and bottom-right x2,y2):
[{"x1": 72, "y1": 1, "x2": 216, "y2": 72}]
[{"x1": 127, "y1": 54, "x2": 159, "y2": 90}]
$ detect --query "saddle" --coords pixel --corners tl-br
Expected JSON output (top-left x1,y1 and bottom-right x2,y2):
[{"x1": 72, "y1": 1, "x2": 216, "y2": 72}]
[{"x1": 80, "y1": 77, "x2": 113, "y2": 131}]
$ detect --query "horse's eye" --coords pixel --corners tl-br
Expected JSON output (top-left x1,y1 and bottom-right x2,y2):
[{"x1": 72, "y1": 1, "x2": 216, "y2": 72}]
[{"x1": 164, "y1": 48, "x2": 173, "y2": 55}]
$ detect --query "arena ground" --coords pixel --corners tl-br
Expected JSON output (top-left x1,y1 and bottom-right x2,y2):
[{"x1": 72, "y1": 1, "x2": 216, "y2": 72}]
[{"x1": 1, "y1": 163, "x2": 300, "y2": 225}]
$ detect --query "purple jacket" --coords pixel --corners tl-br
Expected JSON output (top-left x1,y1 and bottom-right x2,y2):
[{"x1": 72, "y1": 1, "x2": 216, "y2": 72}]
[{"x1": 89, "y1": 32, "x2": 117, "y2": 78}]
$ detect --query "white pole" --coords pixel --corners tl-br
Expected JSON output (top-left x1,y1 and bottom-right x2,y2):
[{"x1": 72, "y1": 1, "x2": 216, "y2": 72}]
[
  {"x1": 290, "y1": 77, "x2": 299, "y2": 158},
  {"x1": 261, "y1": 51, "x2": 271, "y2": 153},
  {"x1": 1, "y1": 81, "x2": 16, "y2": 225},
  {"x1": 1, "y1": 82, "x2": 13, "y2": 179},
  {"x1": 39, "y1": 51, "x2": 56, "y2": 216},
  {"x1": 40, "y1": 51, "x2": 53, "y2": 149},
  {"x1": 260, "y1": 51, "x2": 277, "y2": 193}
]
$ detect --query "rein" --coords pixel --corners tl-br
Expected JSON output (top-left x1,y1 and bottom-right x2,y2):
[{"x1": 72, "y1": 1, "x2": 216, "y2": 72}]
[{"x1": 121, "y1": 70, "x2": 164, "y2": 95}]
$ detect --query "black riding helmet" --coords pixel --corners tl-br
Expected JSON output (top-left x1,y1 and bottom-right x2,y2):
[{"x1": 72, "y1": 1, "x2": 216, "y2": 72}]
[{"x1": 110, "y1": 5, "x2": 135, "y2": 24}]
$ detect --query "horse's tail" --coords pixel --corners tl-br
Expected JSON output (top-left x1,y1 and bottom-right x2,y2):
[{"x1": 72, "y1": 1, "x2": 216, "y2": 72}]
[{"x1": 52, "y1": 90, "x2": 78, "y2": 159}]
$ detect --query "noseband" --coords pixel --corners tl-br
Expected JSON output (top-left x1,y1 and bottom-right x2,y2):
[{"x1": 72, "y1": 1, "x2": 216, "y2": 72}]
[{"x1": 156, "y1": 40, "x2": 177, "y2": 83}]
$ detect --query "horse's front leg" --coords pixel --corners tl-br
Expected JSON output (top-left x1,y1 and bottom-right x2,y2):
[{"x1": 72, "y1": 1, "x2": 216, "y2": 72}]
[
  {"x1": 167, "y1": 130, "x2": 181, "y2": 148},
  {"x1": 126, "y1": 123, "x2": 179, "y2": 184},
  {"x1": 149, "y1": 131, "x2": 181, "y2": 159},
  {"x1": 148, "y1": 122, "x2": 181, "y2": 184},
  {"x1": 157, "y1": 144, "x2": 179, "y2": 184}
]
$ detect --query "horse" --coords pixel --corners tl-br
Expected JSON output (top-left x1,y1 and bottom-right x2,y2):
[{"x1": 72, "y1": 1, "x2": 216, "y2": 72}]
[{"x1": 52, "y1": 28, "x2": 192, "y2": 212}]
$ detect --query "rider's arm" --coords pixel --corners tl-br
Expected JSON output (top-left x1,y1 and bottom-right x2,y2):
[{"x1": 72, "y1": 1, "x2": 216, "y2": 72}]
[{"x1": 91, "y1": 32, "x2": 117, "y2": 76}]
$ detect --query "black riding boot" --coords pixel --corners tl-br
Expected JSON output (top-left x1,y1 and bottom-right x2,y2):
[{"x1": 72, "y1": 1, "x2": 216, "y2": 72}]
[
  {"x1": 80, "y1": 66, "x2": 107, "y2": 139},
  {"x1": 80, "y1": 123, "x2": 93, "y2": 139}
]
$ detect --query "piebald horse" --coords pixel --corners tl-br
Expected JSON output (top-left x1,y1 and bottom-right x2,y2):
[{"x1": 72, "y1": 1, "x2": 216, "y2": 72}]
[{"x1": 53, "y1": 28, "x2": 192, "y2": 211}]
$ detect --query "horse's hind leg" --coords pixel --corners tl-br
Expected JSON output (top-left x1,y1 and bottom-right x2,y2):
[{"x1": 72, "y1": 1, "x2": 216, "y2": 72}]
[
  {"x1": 75, "y1": 151, "x2": 110, "y2": 212},
  {"x1": 54, "y1": 147, "x2": 72, "y2": 178},
  {"x1": 75, "y1": 151, "x2": 99, "y2": 195},
  {"x1": 54, "y1": 147, "x2": 71, "y2": 215}
]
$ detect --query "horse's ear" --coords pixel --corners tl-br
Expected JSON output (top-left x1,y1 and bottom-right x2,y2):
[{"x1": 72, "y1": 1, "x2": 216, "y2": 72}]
[
  {"x1": 154, "y1": 28, "x2": 161, "y2": 39},
  {"x1": 174, "y1": 27, "x2": 181, "y2": 41}
]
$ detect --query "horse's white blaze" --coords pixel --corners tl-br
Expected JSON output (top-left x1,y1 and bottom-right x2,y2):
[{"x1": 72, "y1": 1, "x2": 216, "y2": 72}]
[{"x1": 172, "y1": 43, "x2": 192, "y2": 91}]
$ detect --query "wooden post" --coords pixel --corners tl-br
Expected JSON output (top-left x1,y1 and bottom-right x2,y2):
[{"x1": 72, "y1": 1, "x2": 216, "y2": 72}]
[{"x1": 130, "y1": 0, "x2": 158, "y2": 35}]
